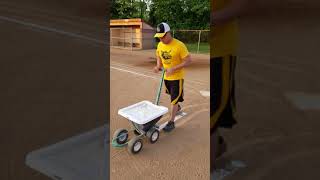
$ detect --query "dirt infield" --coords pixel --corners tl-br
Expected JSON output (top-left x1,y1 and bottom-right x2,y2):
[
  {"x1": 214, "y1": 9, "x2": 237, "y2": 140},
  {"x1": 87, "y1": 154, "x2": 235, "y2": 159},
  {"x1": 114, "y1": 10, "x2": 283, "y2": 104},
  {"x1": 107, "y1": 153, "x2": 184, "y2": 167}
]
[
  {"x1": 110, "y1": 49, "x2": 210, "y2": 180},
  {"x1": 2, "y1": 0, "x2": 320, "y2": 179}
]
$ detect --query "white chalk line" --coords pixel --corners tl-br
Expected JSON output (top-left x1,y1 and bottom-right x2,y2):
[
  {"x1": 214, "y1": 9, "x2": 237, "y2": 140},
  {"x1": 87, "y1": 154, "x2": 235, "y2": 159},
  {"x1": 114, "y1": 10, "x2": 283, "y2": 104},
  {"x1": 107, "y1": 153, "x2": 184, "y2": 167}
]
[
  {"x1": 157, "y1": 102, "x2": 209, "y2": 123},
  {"x1": 0, "y1": 1, "x2": 101, "y2": 24},
  {"x1": 0, "y1": 15, "x2": 206, "y2": 90},
  {"x1": 0, "y1": 15, "x2": 106, "y2": 44},
  {"x1": 1, "y1": 10, "x2": 104, "y2": 35},
  {"x1": 0, "y1": 14, "x2": 207, "y2": 88},
  {"x1": 111, "y1": 61, "x2": 209, "y2": 92},
  {"x1": 111, "y1": 61, "x2": 209, "y2": 87},
  {"x1": 111, "y1": 66, "x2": 158, "y2": 80},
  {"x1": 176, "y1": 108, "x2": 209, "y2": 127},
  {"x1": 110, "y1": 66, "x2": 200, "y2": 97},
  {"x1": 111, "y1": 65, "x2": 207, "y2": 97},
  {"x1": 0, "y1": 15, "x2": 207, "y2": 98},
  {"x1": 158, "y1": 112, "x2": 188, "y2": 130},
  {"x1": 111, "y1": 63, "x2": 202, "y2": 87}
]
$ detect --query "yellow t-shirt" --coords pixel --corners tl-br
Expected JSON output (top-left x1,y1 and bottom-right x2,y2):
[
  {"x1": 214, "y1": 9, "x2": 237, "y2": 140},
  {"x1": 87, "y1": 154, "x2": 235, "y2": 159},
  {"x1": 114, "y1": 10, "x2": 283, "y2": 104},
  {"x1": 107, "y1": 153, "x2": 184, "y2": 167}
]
[
  {"x1": 156, "y1": 38, "x2": 189, "y2": 80},
  {"x1": 211, "y1": 0, "x2": 238, "y2": 57}
]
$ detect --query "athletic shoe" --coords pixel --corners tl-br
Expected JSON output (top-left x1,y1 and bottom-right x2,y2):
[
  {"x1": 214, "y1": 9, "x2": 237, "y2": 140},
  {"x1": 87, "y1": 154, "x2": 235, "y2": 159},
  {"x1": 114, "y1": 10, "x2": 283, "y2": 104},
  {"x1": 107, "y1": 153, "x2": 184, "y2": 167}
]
[{"x1": 163, "y1": 121, "x2": 175, "y2": 132}]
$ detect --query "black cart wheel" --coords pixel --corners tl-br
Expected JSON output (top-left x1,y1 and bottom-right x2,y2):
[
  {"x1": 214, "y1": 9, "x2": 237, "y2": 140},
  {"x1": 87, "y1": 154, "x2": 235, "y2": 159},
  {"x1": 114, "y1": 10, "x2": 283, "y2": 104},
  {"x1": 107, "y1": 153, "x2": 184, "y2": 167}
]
[
  {"x1": 128, "y1": 136, "x2": 143, "y2": 154},
  {"x1": 113, "y1": 128, "x2": 128, "y2": 144},
  {"x1": 146, "y1": 128, "x2": 160, "y2": 144}
]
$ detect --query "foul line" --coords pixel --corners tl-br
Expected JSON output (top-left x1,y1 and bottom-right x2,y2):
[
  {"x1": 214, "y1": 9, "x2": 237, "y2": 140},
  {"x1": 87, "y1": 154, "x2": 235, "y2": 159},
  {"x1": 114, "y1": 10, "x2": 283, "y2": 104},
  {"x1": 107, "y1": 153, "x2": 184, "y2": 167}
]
[
  {"x1": 0, "y1": 15, "x2": 106, "y2": 44},
  {"x1": 110, "y1": 66, "x2": 158, "y2": 80},
  {"x1": 111, "y1": 63, "x2": 208, "y2": 86},
  {"x1": 111, "y1": 66, "x2": 210, "y2": 96},
  {"x1": 0, "y1": 15, "x2": 210, "y2": 95}
]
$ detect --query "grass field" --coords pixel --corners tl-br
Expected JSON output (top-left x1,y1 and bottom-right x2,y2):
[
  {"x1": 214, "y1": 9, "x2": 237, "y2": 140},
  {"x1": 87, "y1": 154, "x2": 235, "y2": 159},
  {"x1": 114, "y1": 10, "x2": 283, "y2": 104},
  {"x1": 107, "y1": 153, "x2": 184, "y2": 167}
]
[{"x1": 186, "y1": 43, "x2": 209, "y2": 54}]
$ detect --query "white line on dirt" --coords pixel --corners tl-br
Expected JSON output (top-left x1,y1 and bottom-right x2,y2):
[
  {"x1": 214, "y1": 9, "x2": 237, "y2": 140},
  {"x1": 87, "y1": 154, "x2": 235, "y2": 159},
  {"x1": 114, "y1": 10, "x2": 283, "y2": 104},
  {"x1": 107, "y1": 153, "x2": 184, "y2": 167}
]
[
  {"x1": 0, "y1": 15, "x2": 209, "y2": 98},
  {"x1": 158, "y1": 112, "x2": 188, "y2": 130},
  {"x1": 0, "y1": 15, "x2": 207, "y2": 84},
  {"x1": 111, "y1": 62, "x2": 209, "y2": 87},
  {"x1": 0, "y1": 1, "x2": 101, "y2": 24},
  {"x1": 0, "y1": 15, "x2": 105, "y2": 44},
  {"x1": 111, "y1": 65, "x2": 209, "y2": 97},
  {"x1": 176, "y1": 108, "x2": 209, "y2": 127},
  {"x1": 110, "y1": 66, "x2": 158, "y2": 79}
]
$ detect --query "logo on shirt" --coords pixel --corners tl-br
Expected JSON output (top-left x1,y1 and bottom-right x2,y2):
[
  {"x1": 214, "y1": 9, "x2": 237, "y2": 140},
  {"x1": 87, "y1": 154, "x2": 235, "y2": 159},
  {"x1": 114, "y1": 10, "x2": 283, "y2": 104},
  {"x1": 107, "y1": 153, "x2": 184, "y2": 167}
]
[{"x1": 161, "y1": 50, "x2": 172, "y2": 60}]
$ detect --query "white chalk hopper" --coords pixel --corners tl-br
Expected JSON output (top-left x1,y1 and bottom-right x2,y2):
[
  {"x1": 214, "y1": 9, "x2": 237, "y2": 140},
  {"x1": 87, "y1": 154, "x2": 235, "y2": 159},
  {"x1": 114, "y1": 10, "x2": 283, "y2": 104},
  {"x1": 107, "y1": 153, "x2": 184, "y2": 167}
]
[
  {"x1": 118, "y1": 100, "x2": 169, "y2": 125},
  {"x1": 118, "y1": 100, "x2": 186, "y2": 131}
]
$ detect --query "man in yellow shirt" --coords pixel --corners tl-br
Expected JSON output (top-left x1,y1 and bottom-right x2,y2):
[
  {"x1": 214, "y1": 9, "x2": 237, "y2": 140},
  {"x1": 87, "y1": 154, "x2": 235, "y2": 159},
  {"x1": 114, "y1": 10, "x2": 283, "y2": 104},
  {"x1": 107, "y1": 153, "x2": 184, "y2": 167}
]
[
  {"x1": 153, "y1": 22, "x2": 192, "y2": 132},
  {"x1": 211, "y1": 0, "x2": 248, "y2": 173}
]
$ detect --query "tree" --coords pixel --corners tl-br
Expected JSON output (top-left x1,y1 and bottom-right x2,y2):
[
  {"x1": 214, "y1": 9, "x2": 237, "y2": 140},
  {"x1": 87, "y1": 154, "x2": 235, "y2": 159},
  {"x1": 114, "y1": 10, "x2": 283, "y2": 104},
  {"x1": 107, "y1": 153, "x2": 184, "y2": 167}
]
[
  {"x1": 111, "y1": 0, "x2": 148, "y2": 19},
  {"x1": 111, "y1": 0, "x2": 210, "y2": 30},
  {"x1": 148, "y1": 0, "x2": 209, "y2": 29}
]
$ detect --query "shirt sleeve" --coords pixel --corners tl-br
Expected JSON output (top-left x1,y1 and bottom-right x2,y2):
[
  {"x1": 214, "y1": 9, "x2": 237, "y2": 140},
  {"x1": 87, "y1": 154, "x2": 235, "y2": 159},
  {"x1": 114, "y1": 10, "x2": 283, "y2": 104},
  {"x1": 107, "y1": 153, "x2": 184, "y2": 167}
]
[{"x1": 179, "y1": 42, "x2": 189, "y2": 59}]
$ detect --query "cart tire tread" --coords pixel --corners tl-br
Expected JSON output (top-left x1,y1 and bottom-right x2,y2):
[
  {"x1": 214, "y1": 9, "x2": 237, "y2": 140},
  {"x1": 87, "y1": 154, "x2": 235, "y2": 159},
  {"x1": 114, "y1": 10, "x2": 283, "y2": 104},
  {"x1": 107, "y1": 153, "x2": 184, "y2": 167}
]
[
  {"x1": 113, "y1": 128, "x2": 128, "y2": 145},
  {"x1": 128, "y1": 136, "x2": 143, "y2": 154},
  {"x1": 146, "y1": 128, "x2": 160, "y2": 144}
]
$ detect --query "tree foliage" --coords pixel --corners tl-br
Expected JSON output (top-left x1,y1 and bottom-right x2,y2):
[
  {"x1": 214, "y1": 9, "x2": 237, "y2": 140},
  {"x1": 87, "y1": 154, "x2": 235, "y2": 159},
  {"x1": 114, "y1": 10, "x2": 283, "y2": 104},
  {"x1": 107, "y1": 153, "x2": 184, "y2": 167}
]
[
  {"x1": 111, "y1": 0, "x2": 210, "y2": 29},
  {"x1": 111, "y1": 0, "x2": 147, "y2": 19}
]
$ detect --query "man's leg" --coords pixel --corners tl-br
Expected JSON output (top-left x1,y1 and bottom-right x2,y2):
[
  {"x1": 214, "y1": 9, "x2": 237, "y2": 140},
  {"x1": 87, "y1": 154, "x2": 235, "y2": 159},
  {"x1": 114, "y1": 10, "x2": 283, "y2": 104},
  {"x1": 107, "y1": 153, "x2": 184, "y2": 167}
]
[
  {"x1": 170, "y1": 103, "x2": 179, "y2": 122},
  {"x1": 163, "y1": 79, "x2": 183, "y2": 132},
  {"x1": 163, "y1": 103, "x2": 178, "y2": 132},
  {"x1": 164, "y1": 79, "x2": 177, "y2": 122},
  {"x1": 210, "y1": 56, "x2": 237, "y2": 173},
  {"x1": 210, "y1": 57, "x2": 226, "y2": 172}
]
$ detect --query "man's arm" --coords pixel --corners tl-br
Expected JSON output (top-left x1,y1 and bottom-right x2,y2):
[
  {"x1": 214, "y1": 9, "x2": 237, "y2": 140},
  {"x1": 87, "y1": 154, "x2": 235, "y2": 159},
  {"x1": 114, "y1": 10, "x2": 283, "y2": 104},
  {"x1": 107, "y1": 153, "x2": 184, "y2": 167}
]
[
  {"x1": 211, "y1": 0, "x2": 248, "y2": 26},
  {"x1": 153, "y1": 53, "x2": 163, "y2": 73},
  {"x1": 174, "y1": 55, "x2": 192, "y2": 71},
  {"x1": 156, "y1": 55, "x2": 163, "y2": 69},
  {"x1": 166, "y1": 55, "x2": 192, "y2": 75}
]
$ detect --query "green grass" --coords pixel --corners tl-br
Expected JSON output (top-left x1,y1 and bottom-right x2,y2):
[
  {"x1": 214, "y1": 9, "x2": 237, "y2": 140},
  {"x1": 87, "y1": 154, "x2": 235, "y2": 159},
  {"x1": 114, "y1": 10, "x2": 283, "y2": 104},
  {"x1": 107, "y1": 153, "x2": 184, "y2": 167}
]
[{"x1": 185, "y1": 43, "x2": 209, "y2": 54}]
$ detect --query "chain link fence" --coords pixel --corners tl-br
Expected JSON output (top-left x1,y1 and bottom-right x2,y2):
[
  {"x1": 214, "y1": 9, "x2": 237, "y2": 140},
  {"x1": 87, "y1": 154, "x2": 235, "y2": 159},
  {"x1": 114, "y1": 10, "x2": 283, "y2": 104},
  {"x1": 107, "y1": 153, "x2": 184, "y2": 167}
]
[{"x1": 172, "y1": 30, "x2": 209, "y2": 54}]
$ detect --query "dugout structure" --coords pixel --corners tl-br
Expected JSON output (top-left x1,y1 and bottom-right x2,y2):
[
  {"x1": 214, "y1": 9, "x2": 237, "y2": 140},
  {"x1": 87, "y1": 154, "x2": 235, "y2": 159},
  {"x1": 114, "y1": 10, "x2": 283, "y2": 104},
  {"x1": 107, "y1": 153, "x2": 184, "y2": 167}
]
[{"x1": 110, "y1": 18, "x2": 155, "y2": 50}]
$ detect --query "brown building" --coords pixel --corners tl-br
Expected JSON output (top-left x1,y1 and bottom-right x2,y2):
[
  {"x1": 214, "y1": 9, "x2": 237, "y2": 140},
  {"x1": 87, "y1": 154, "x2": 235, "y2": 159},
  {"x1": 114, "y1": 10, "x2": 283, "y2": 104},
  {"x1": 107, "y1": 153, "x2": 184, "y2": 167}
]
[{"x1": 110, "y1": 18, "x2": 155, "y2": 50}]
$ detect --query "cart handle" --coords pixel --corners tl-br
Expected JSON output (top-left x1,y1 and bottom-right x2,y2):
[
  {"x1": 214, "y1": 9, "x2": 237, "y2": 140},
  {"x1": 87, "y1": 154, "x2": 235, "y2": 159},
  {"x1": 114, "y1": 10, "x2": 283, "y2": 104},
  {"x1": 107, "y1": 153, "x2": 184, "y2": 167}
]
[{"x1": 155, "y1": 68, "x2": 165, "y2": 105}]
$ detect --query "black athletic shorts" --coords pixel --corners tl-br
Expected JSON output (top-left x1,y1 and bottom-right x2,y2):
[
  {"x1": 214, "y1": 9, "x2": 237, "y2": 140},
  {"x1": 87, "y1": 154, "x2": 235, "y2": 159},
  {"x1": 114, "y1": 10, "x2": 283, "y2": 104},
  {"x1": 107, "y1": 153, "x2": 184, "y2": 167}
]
[
  {"x1": 210, "y1": 56, "x2": 237, "y2": 135},
  {"x1": 164, "y1": 79, "x2": 184, "y2": 105}
]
